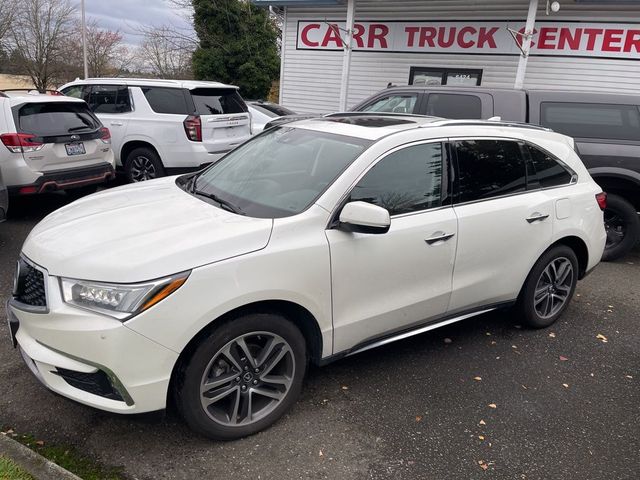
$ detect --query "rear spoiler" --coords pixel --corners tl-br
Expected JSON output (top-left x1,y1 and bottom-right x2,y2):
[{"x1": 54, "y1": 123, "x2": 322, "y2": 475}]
[{"x1": 1, "y1": 89, "x2": 64, "y2": 96}]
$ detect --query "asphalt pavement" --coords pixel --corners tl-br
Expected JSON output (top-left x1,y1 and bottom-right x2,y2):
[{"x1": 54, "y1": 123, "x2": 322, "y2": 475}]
[{"x1": 1, "y1": 192, "x2": 638, "y2": 480}]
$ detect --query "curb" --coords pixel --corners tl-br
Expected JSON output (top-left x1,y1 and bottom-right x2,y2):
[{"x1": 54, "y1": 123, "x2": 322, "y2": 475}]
[{"x1": 0, "y1": 433, "x2": 82, "y2": 480}]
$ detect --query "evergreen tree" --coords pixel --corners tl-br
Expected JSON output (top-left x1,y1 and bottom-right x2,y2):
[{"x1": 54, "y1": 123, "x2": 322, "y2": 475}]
[{"x1": 192, "y1": 0, "x2": 280, "y2": 99}]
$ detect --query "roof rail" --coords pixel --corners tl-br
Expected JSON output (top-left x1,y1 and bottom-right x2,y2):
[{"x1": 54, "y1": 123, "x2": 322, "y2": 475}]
[
  {"x1": 426, "y1": 119, "x2": 552, "y2": 132},
  {"x1": 324, "y1": 111, "x2": 436, "y2": 120}
]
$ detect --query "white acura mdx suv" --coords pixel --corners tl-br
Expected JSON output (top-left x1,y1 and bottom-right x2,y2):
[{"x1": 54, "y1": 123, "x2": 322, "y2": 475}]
[{"x1": 7, "y1": 114, "x2": 606, "y2": 440}]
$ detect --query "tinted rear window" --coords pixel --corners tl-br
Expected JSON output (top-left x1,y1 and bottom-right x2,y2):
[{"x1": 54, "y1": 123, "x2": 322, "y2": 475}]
[
  {"x1": 142, "y1": 87, "x2": 191, "y2": 114},
  {"x1": 14, "y1": 102, "x2": 100, "y2": 136},
  {"x1": 540, "y1": 102, "x2": 640, "y2": 141},
  {"x1": 190, "y1": 88, "x2": 247, "y2": 115},
  {"x1": 426, "y1": 93, "x2": 482, "y2": 119}
]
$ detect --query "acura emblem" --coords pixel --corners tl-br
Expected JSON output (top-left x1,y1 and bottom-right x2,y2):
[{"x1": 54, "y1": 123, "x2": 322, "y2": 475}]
[{"x1": 70, "y1": 134, "x2": 80, "y2": 141}]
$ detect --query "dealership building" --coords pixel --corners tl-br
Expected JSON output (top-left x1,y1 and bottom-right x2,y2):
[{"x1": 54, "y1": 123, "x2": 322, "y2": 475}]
[{"x1": 255, "y1": 0, "x2": 640, "y2": 113}]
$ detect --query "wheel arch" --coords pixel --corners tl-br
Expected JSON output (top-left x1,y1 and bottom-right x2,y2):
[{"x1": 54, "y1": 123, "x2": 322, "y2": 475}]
[
  {"x1": 120, "y1": 139, "x2": 164, "y2": 168},
  {"x1": 167, "y1": 299, "x2": 324, "y2": 408}
]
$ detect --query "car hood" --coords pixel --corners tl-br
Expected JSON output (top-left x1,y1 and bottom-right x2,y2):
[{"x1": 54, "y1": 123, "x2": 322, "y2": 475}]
[{"x1": 23, "y1": 177, "x2": 274, "y2": 283}]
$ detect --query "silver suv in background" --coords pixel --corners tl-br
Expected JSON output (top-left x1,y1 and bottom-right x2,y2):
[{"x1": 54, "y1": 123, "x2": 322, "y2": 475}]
[
  {"x1": 58, "y1": 79, "x2": 252, "y2": 183},
  {"x1": 0, "y1": 93, "x2": 115, "y2": 196}
]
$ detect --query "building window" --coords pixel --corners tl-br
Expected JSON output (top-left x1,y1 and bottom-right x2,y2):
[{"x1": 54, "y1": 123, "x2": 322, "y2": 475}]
[{"x1": 409, "y1": 67, "x2": 482, "y2": 87}]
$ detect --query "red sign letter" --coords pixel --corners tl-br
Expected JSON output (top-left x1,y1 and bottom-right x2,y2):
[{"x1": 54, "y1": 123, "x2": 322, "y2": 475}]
[
  {"x1": 301, "y1": 23, "x2": 320, "y2": 47},
  {"x1": 457, "y1": 26, "x2": 477, "y2": 48},
  {"x1": 352, "y1": 23, "x2": 365, "y2": 48},
  {"x1": 538, "y1": 27, "x2": 558, "y2": 50},
  {"x1": 437, "y1": 27, "x2": 456, "y2": 48},
  {"x1": 584, "y1": 28, "x2": 604, "y2": 51},
  {"x1": 478, "y1": 27, "x2": 499, "y2": 48},
  {"x1": 623, "y1": 29, "x2": 640, "y2": 53},
  {"x1": 558, "y1": 28, "x2": 582, "y2": 50},
  {"x1": 419, "y1": 27, "x2": 437, "y2": 47},
  {"x1": 368, "y1": 24, "x2": 389, "y2": 48},
  {"x1": 602, "y1": 29, "x2": 624, "y2": 52},
  {"x1": 322, "y1": 24, "x2": 344, "y2": 48},
  {"x1": 405, "y1": 26, "x2": 420, "y2": 47}
]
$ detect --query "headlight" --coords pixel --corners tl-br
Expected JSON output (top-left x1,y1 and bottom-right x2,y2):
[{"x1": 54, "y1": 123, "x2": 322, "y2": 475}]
[{"x1": 60, "y1": 271, "x2": 190, "y2": 321}]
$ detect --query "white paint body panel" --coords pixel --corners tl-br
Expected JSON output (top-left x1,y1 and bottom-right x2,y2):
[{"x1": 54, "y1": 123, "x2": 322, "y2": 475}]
[{"x1": 11, "y1": 121, "x2": 606, "y2": 413}]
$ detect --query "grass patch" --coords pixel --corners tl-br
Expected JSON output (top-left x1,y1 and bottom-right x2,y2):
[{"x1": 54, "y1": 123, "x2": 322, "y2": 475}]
[
  {"x1": 0, "y1": 455, "x2": 34, "y2": 480},
  {"x1": 4, "y1": 431, "x2": 127, "y2": 480}
]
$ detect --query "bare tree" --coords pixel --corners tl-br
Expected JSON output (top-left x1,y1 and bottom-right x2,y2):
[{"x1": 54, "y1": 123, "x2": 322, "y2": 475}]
[
  {"x1": 8, "y1": 0, "x2": 76, "y2": 90},
  {"x1": 79, "y1": 19, "x2": 130, "y2": 77},
  {"x1": 0, "y1": 0, "x2": 15, "y2": 45},
  {"x1": 136, "y1": 26, "x2": 194, "y2": 79}
]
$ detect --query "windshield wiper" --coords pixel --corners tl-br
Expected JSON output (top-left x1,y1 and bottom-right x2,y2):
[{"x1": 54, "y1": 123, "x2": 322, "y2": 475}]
[{"x1": 192, "y1": 186, "x2": 245, "y2": 215}]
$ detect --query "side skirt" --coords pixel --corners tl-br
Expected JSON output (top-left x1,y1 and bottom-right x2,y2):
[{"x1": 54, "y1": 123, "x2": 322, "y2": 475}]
[{"x1": 318, "y1": 301, "x2": 514, "y2": 367}]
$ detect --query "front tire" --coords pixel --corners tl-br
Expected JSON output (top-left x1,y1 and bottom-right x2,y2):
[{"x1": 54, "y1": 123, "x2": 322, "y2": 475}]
[
  {"x1": 176, "y1": 313, "x2": 307, "y2": 440},
  {"x1": 124, "y1": 147, "x2": 165, "y2": 183},
  {"x1": 602, "y1": 193, "x2": 639, "y2": 262},
  {"x1": 517, "y1": 245, "x2": 578, "y2": 329}
]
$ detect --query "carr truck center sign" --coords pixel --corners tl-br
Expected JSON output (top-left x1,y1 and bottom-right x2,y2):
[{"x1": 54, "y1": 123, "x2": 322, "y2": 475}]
[{"x1": 296, "y1": 20, "x2": 640, "y2": 60}]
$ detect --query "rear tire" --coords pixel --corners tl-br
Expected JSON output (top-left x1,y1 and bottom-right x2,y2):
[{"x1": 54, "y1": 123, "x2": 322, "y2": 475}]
[
  {"x1": 517, "y1": 245, "x2": 578, "y2": 329},
  {"x1": 176, "y1": 313, "x2": 307, "y2": 440},
  {"x1": 124, "y1": 147, "x2": 165, "y2": 183},
  {"x1": 602, "y1": 194, "x2": 639, "y2": 262}
]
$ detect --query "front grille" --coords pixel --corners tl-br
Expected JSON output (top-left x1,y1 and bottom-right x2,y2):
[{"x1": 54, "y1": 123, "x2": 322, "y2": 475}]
[
  {"x1": 53, "y1": 368, "x2": 124, "y2": 402},
  {"x1": 14, "y1": 260, "x2": 47, "y2": 308}
]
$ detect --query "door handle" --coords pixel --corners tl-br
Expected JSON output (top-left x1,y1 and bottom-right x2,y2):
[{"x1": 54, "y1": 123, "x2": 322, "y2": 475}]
[
  {"x1": 425, "y1": 232, "x2": 455, "y2": 245},
  {"x1": 526, "y1": 213, "x2": 550, "y2": 223},
  {"x1": 110, "y1": 121, "x2": 123, "y2": 126}
]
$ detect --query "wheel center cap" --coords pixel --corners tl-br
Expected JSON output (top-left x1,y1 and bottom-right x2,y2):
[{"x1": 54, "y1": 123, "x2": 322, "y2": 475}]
[{"x1": 243, "y1": 372, "x2": 253, "y2": 382}]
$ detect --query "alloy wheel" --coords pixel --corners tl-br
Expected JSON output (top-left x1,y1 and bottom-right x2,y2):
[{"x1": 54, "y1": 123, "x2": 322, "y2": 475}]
[
  {"x1": 533, "y1": 256, "x2": 574, "y2": 319},
  {"x1": 200, "y1": 332, "x2": 295, "y2": 427},
  {"x1": 130, "y1": 156, "x2": 157, "y2": 182}
]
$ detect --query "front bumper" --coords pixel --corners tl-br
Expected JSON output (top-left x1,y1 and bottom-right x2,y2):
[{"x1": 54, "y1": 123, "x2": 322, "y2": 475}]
[
  {"x1": 6, "y1": 278, "x2": 179, "y2": 414},
  {"x1": 8, "y1": 163, "x2": 115, "y2": 195}
]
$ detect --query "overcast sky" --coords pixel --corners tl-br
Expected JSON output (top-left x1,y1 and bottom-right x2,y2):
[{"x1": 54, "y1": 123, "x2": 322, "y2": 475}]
[{"x1": 82, "y1": 0, "x2": 194, "y2": 45}]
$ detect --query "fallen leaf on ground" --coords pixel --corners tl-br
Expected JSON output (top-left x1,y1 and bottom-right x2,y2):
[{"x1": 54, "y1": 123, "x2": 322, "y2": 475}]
[
  {"x1": 562, "y1": 383, "x2": 569, "y2": 388},
  {"x1": 596, "y1": 334, "x2": 608, "y2": 343},
  {"x1": 559, "y1": 355, "x2": 568, "y2": 361},
  {"x1": 491, "y1": 341, "x2": 497, "y2": 345},
  {"x1": 474, "y1": 376, "x2": 482, "y2": 381},
  {"x1": 341, "y1": 386, "x2": 349, "y2": 390},
  {"x1": 479, "y1": 419, "x2": 486, "y2": 425},
  {"x1": 488, "y1": 403, "x2": 497, "y2": 409},
  {"x1": 625, "y1": 375, "x2": 633, "y2": 379},
  {"x1": 479, "y1": 435, "x2": 485, "y2": 440},
  {"x1": 35, "y1": 440, "x2": 44, "y2": 446},
  {"x1": 485, "y1": 332, "x2": 491, "y2": 336},
  {"x1": 319, "y1": 450, "x2": 324, "y2": 457},
  {"x1": 415, "y1": 415, "x2": 423, "y2": 422},
  {"x1": 512, "y1": 345, "x2": 518, "y2": 349},
  {"x1": 549, "y1": 332, "x2": 556, "y2": 338}
]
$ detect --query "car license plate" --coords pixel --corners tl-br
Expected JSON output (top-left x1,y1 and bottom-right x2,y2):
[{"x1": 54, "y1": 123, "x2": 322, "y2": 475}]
[
  {"x1": 65, "y1": 142, "x2": 85, "y2": 156},
  {"x1": 6, "y1": 307, "x2": 18, "y2": 348}
]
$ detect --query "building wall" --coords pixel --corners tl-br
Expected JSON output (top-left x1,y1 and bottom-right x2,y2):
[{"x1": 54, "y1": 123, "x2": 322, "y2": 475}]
[{"x1": 280, "y1": 0, "x2": 640, "y2": 113}]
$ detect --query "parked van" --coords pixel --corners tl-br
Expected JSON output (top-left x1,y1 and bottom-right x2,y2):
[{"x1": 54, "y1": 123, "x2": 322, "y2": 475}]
[{"x1": 353, "y1": 86, "x2": 640, "y2": 261}]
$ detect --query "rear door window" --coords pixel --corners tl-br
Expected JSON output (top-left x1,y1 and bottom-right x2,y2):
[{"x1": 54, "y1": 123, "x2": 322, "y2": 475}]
[
  {"x1": 14, "y1": 102, "x2": 100, "y2": 136},
  {"x1": 359, "y1": 94, "x2": 419, "y2": 114},
  {"x1": 425, "y1": 93, "x2": 482, "y2": 119},
  {"x1": 190, "y1": 88, "x2": 247, "y2": 115},
  {"x1": 454, "y1": 139, "x2": 527, "y2": 203},
  {"x1": 87, "y1": 85, "x2": 131, "y2": 114},
  {"x1": 142, "y1": 87, "x2": 191, "y2": 114},
  {"x1": 540, "y1": 102, "x2": 640, "y2": 141}
]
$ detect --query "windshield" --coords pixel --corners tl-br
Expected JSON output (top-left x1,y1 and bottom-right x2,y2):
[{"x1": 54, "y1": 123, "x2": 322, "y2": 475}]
[{"x1": 187, "y1": 127, "x2": 372, "y2": 218}]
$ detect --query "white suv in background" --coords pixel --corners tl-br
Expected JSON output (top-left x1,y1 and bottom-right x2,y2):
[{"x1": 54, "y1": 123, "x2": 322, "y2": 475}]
[
  {"x1": 0, "y1": 92, "x2": 115, "y2": 196},
  {"x1": 8, "y1": 115, "x2": 606, "y2": 440},
  {"x1": 58, "y1": 78, "x2": 252, "y2": 183}
]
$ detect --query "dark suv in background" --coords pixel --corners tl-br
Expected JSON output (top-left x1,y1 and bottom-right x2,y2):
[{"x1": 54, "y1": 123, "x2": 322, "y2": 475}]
[{"x1": 352, "y1": 86, "x2": 640, "y2": 261}]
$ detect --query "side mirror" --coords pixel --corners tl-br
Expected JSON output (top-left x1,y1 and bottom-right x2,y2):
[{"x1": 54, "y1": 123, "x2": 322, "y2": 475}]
[{"x1": 338, "y1": 201, "x2": 390, "y2": 234}]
